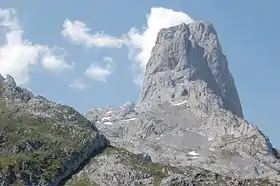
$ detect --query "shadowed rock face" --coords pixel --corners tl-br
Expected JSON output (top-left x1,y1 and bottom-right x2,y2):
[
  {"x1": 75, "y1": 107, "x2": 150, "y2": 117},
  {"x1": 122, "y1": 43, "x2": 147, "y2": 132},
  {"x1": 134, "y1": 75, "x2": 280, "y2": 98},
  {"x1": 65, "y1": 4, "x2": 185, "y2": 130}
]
[{"x1": 139, "y1": 21, "x2": 243, "y2": 118}]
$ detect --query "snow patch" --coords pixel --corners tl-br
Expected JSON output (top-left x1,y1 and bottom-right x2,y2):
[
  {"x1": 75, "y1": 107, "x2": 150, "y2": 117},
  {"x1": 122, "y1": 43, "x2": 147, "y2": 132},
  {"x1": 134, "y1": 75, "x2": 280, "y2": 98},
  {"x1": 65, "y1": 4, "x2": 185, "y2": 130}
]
[
  {"x1": 101, "y1": 117, "x2": 111, "y2": 122},
  {"x1": 124, "y1": 118, "x2": 136, "y2": 122},
  {"x1": 188, "y1": 151, "x2": 199, "y2": 156},
  {"x1": 190, "y1": 156, "x2": 198, "y2": 159},
  {"x1": 106, "y1": 111, "x2": 112, "y2": 115},
  {"x1": 104, "y1": 121, "x2": 113, "y2": 125},
  {"x1": 172, "y1": 100, "x2": 187, "y2": 106}
]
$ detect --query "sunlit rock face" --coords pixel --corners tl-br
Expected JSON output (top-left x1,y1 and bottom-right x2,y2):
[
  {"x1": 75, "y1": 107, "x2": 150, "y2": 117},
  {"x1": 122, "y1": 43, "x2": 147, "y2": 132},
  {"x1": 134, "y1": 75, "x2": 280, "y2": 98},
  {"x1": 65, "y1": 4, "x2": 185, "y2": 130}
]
[
  {"x1": 85, "y1": 21, "x2": 280, "y2": 182},
  {"x1": 139, "y1": 21, "x2": 243, "y2": 118}
]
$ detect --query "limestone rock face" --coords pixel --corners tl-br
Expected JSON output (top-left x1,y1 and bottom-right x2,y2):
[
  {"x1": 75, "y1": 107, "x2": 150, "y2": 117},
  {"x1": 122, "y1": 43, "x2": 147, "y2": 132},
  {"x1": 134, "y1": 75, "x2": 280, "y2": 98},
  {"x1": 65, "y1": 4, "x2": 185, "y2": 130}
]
[
  {"x1": 1, "y1": 19, "x2": 278, "y2": 185},
  {"x1": 66, "y1": 147, "x2": 276, "y2": 186},
  {"x1": 85, "y1": 21, "x2": 280, "y2": 183},
  {"x1": 139, "y1": 21, "x2": 243, "y2": 118}
]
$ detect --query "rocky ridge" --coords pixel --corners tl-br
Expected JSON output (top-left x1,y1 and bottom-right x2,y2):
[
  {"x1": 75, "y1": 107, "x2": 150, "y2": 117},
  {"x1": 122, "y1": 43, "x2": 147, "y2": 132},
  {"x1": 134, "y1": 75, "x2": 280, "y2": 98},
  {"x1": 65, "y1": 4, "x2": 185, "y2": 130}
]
[
  {"x1": 85, "y1": 20, "x2": 280, "y2": 183},
  {"x1": 0, "y1": 20, "x2": 279, "y2": 186},
  {"x1": 1, "y1": 74, "x2": 276, "y2": 186},
  {"x1": 66, "y1": 147, "x2": 274, "y2": 186},
  {"x1": 0, "y1": 74, "x2": 108, "y2": 185},
  {"x1": 0, "y1": 74, "x2": 275, "y2": 186}
]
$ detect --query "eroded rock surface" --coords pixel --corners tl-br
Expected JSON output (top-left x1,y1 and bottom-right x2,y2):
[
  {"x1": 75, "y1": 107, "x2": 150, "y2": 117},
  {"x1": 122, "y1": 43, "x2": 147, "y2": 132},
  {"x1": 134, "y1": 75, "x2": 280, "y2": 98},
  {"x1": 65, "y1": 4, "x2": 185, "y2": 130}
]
[
  {"x1": 139, "y1": 21, "x2": 243, "y2": 118},
  {"x1": 66, "y1": 147, "x2": 275, "y2": 186},
  {"x1": 85, "y1": 21, "x2": 280, "y2": 183},
  {"x1": 0, "y1": 19, "x2": 279, "y2": 186}
]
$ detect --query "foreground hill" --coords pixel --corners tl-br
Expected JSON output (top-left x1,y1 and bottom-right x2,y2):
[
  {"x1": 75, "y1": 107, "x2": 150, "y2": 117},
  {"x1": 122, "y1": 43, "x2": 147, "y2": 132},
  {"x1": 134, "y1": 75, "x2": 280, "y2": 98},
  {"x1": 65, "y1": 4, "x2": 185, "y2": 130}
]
[{"x1": 0, "y1": 75, "x2": 108, "y2": 185}]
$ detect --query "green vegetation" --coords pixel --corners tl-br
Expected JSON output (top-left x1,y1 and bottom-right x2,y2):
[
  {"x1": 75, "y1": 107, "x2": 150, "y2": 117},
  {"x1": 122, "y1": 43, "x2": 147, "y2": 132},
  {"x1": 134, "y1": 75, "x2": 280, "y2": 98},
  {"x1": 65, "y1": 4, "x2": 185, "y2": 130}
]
[
  {"x1": 65, "y1": 178, "x2": 93, "y2": 186},
  {"x1": 11, "y1": 180, "x2": 25, "y2": 186},
  {"x1": 65, "y1": 176, "x2": 101, "y2": 186},
  {"x1": 0, "y1": 99, "x2": 96, "y2": 184},
  {"x1": 101, "y1": 147, "x2": 183, "y2": 185}
]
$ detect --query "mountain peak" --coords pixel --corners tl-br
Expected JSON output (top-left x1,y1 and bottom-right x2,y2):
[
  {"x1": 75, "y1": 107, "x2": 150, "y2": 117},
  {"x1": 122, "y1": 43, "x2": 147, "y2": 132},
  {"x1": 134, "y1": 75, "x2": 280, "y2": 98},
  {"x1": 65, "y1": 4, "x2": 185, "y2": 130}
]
[
  {"x1": 139, "y1": 21, "x2": 243, "y2": 118},
  {"x1": 4, "y1": 74, "x2": 16, "y2": 86}
]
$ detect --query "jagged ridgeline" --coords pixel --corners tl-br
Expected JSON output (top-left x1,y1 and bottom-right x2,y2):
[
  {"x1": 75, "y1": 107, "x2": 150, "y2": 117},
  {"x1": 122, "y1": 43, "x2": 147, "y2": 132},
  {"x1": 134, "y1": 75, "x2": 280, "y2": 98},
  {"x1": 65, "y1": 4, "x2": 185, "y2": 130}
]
[
  {"x1": 0, "y1": 75, "x2": 108, "y2": 185},
  {"x1": 0, "y1": 21, "x2": 280, "y2": 186},
  {"x1": 84, "y1": 21, "x2": 280, "y2": 185}
]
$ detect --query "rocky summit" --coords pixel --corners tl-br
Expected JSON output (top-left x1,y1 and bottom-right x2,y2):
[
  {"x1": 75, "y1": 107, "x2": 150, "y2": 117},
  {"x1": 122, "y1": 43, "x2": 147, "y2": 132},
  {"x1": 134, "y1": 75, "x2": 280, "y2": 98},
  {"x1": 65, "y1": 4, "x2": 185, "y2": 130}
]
[
  {"x1": 139, "y1": 21, "x2": 243, "y2": 118},
  {"x1": 85, "y1": 21, "x2": 280, "y2": 184},
  {"x1": 0, "y1": 20, "x2": 279, "y2": 186}
]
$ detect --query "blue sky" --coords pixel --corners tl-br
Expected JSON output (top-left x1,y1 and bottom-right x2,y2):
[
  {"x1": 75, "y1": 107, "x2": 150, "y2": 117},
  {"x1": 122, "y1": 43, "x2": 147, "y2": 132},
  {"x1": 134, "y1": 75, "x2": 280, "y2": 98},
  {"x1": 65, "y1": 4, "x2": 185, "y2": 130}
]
[{"x1": 0, "y1": 1, "x2": 279, "y2": 146}]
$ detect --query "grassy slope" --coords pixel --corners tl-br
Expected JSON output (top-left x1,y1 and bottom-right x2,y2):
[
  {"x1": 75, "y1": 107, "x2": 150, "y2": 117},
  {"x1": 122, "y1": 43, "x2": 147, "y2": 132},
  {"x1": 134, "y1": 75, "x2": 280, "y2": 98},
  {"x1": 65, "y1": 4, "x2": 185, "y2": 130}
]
[{"x1": 0, "y1": 100, "x2": 96, "y2": 184}]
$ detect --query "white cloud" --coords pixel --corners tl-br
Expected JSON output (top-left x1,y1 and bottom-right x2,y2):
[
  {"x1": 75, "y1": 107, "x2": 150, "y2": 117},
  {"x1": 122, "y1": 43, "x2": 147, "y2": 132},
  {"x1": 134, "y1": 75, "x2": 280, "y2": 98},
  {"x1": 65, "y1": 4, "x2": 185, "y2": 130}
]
[
  {"x1": 61, "y1": 7, "x2": 193, "y2": 85},
  {"x1": 0, "y1": 9, "x2": 20, "y2": 30},
  {"x1": 85, "y1": 65, "x2": 111, "y2": 82},
  {"x1": 0, "y1": 8, "x2": 72, "y2": 85},
  {"x1": 62, "y1": 19, "x2": 125, "y2": 48},
  {"x1": 84, "y1": 57, "x2": 115, "y2": 82},
  {"x1": 126, "y1": 7, "x2": 193, "y2": 84},
  {"x1": 68, "y1": 78, "x2": 87, "y2": 90},
  {"x1": 41, "y1": 47, "x2": 72, "y2": 72},
  {"x1": 103, "y1": 56, "x2": 113, "y2": 63}
]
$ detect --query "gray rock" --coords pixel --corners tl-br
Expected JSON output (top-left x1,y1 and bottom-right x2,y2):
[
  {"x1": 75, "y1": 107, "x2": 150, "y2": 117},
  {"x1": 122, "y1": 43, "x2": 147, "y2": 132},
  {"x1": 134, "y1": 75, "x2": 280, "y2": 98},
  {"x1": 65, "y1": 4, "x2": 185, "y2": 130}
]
[
  {"x1": 4, "y1": 74, "x2": 16, "y2": 87},
  {"x1": 139, "y1": 21, "x2": 243, "y2": 118},
  {"x1": 86, "y1": 101, "x2": 280, "y2": 181},
  {"x1": 85, "y1": 106, "x2": 115, "y2": 123},
  {"x1": 1, "y1": 74, "x2": 34, "y2": 103},
  {"x1": 0, "y1": 74, "x2": 108, "y2": 185},
  {"x1": 66, "y1": 147, "x2": 277, "y2": 186},
  {"x1": 0, "y1": 74, "x2": 4, "y2": 84},
  {"x1": 0, "y1": 19, "x2": 278, "y2": 186},
  {"x1": 85, "y1": 21, "x2": 280, "y2": 182},
  {"x1": 120, "y1": 101, "x2": 135, "y2": 115},
  {"x1": 136, "y1": 152, "x2": 152, "y2": 163}
]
